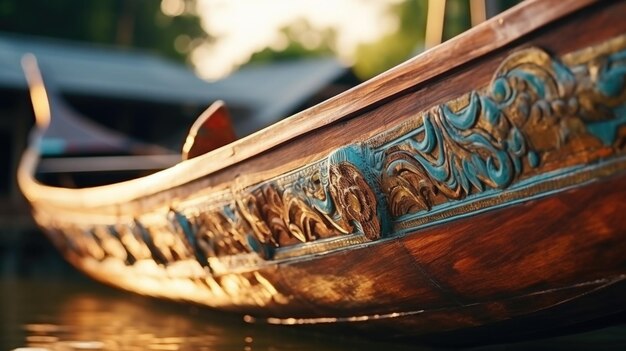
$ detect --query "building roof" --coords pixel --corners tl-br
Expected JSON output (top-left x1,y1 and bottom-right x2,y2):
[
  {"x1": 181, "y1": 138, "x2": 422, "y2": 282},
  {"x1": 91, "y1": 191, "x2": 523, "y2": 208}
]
[
  {"x1": 0, "y1": 32, "x2": 351, "y2": 136},
  {"x1": 210, "y1": 59, "x2": 349, "y2": 135},
  {"x1": 0, "y1": 33, "x2": 214, "y2": 106}
]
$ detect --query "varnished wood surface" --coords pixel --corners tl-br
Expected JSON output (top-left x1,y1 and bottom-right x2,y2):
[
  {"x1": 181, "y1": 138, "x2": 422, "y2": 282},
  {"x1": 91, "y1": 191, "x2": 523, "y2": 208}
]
[
  {"x1": 206, "y1": 0, "x2": 626, "y2": 193},
  {"x1": 18, "y1": 0, "x2": 626, "y2": 343},
  {"x1": 19, "y1": 0, "x2": 606, "y2": 211},
  {"x1": 253, "y1": 172, "x2": 626, "y2": 339},
  {"x1": 67, "y1": 170, "x2": 626, "y2": 337},
  {"x1": 319, "y1": 280, "x2": 626, "y2": 345}
]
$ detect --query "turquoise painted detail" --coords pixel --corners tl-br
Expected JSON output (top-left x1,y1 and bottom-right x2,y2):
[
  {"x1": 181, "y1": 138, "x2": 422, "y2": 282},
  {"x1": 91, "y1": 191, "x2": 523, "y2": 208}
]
[
  {"x1": 171, "y1": 210, "x2": 212, "y2": 266},
  {"x1": 597, "y1": 55, "x2": 626, "y2": 97},
  {"x1": 246, "y1": 234, "x2": 273, "y2": 260},
  {"x1": 587, "y1": 108, "x2": 626, "y2": 145},
  {"x1": 134, "y1": 219, "x2": 168, "y2": 266},
  {"x1": 56, "y1": 36, "x2": 626, "y2": 269},
  {"x1": 327, "y1": 145, "x2": 391, "y2": 238},
  {"x1": 586, "y1": 48, "x2": 626, "y2": 143},
  {"x1": 39, "y1": 138, "x2": 66, "y2": 156},
  {"x1": 196, "y1": 43, "x2": 626, "y2": 253},
  {"x1": 528, "y1": 151, "x2": 539, "y2": 168},
  {"x1": 377, "y1": 46, "x2": 626, "y2": 219}
]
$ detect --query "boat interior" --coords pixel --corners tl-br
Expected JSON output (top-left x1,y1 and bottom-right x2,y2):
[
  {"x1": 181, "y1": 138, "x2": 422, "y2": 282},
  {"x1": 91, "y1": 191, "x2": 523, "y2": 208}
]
[{"x1": 22, "y1": 54, "x2": 247, "y2": 188}]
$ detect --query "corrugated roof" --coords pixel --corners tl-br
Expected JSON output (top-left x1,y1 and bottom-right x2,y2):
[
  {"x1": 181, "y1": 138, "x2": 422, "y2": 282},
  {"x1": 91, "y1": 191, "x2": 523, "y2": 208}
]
[
  {"x1": 0, "y1": 32, "x2": 350, "y2": 135},
  {"x1": 215, "y1": 58, "x2": 347, "y2": 135},
  {"x1": 0, "y1": 33, "x2": 220, "y2": 105}
]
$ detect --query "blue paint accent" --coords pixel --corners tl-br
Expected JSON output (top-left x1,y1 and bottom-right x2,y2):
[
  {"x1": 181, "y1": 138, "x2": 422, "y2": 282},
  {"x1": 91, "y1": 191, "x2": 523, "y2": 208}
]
[
  {"x1": 551, "y1": 60, "x2": 575, "y2": 90},
  {"x1": 598, "y1": 65, "x2": 626, "y2": 97},
  {"x1": 133, "y1": 219, "x2": 168, "y2": 266},
  {"x1": 586, "y1": 109, "x2": 626, "y2": 145},
  {"x1": 327, "y1": 144, "x2": 392, "y2": 237},
  {"x1": 528, "y1": 151, "x2": 540, "y2": 168},
  {"x1": 482, "y1": 96, "x2": 502, "y2": 124},
  {"x1": 172, "y1": 210, "x2": 196, "y2": 247},
  {"x1": 596, "y1": 48, "x2": 626, "y2": 98},
  {"x1": 246, "y1": 234, "x2": 274, "y2": 259},
  {"x1": 442, "y1": 92, "x2": 480, "y2": 129},
  {"x1": 413, "y1": 115, "x2": 437, "y2": 152},
  {"x1": 374, "y1": 46, "x2": 626, "y2": 223},
  {"x1": 39, "y1": 138, "x2": 66, "y2": 156},
  {"x1": 162, "y1": 43, "x2": 626, "y2": 259},
  {"x1": 223, "y1": 205, "x2": 237, "y2": 221},
  {"x1": 392, "y1": 157, "x2": 626, "y2": 236},
  {"x1": 491, "y1": 77, "x2": 510, "y2": 103}
]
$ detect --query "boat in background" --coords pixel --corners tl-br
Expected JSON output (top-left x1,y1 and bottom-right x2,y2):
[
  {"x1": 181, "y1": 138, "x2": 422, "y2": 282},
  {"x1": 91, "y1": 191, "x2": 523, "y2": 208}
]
[{"x1": 18, "y1": 0, "x2": 626, "y2": 345}]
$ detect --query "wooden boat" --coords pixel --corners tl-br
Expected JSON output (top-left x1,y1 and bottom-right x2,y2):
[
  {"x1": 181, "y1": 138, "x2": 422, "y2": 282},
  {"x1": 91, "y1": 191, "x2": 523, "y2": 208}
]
[{"x1": 18, "y1": 0, "x2": 626, "y2": 344}]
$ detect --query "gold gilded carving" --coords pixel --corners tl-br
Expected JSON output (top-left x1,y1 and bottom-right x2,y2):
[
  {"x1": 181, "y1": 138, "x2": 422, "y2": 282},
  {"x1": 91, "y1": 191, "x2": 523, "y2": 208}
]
[
  {"x1": 140, "y1": 218, "x2": 195, "y2": 265},
  {"x1": 194, "y1": 208, "x2": 250, "y2": 257},
  {"x1": 329, "y1": 162, "x2": 380, "y2": 240},
  {"x1": 115, "y1": 223, "x2": 153, "y2": 262},
  {"x1": 38, "y1": 35, "x2": 626, "y2": 270},
  {"x1": 237, "y1": 184, "x2": 343, "y2": 248},
  {"x1": 381, "y1": 42, "x2": 626, "y2": 217}
]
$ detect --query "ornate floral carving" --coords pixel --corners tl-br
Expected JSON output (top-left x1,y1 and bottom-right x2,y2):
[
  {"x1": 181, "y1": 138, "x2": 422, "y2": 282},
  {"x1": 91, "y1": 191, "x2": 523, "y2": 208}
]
[
  {"x1": 192, "y1": 206, "x2": 251, "y2": 258},
  {"x1": 42, "y1": 35, "x2": 626, "y2": 268},
  {"x1": 329, "y1": 162, "x2": 381, "y2": 240},
  {"x1": 380, "y1": 46, "x2": 626, "y2": 217},
  {"x1": 237, "y1": 182, "x2": 347, "y2": 249}
]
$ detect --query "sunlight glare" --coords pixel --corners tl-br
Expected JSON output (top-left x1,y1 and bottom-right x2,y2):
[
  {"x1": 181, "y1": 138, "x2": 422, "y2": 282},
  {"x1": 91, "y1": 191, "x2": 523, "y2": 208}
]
[{"x1": 194, "y1": 0, "x2": 401, "y2": 80}]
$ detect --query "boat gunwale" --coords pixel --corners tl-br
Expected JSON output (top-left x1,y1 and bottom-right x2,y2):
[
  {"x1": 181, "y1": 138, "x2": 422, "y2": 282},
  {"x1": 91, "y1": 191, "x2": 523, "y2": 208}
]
[{"x1": 18, "y1": 0, "x2": 599, "y2": 210}]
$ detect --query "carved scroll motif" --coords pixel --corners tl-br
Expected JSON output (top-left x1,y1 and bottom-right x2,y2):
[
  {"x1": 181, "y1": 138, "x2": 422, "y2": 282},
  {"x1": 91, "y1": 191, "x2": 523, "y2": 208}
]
[
  {"x1": 328, "y1": 162, "x2": 380, "y2": 240},
  {"x1": 237, "y1": 183, "x2": 344, "y2": 248},
  {"x1": 193, "y1": 206, "x2": 250, "y2": 258},
  {"x1": 44, "y1": 36, "x2": 626, "y2": 267},
  {"x1": 380, "y1": 46, "x2": 626, "y2": 217}
]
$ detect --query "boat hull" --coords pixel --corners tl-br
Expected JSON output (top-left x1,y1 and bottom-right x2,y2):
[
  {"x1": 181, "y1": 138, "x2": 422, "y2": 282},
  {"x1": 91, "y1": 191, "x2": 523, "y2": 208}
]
[
  {"x1": 52, "y1": 169, "x2": 626, "y2": 339},
  {"x1": 19, "y1": 0, "x2": 626, "y2": 343}
]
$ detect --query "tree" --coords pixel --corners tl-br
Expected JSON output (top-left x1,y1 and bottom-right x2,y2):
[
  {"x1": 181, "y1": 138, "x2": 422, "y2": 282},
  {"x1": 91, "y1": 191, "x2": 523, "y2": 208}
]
[
  {"x1": 353, "y1": 0, "x2": 428, "y2": 79},
  {"x1": 0, "y1": 0, "x2": 207, "y2": 63},
  {"x1": 248, "y1": 19, "x2": 336, "y2": 65}
]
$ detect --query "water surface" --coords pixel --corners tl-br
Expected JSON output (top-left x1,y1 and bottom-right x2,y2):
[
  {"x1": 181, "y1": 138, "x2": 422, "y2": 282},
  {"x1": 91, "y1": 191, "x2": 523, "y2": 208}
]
[{"x1": 1, "y1": 235, "x2": 625, "y2": 351}]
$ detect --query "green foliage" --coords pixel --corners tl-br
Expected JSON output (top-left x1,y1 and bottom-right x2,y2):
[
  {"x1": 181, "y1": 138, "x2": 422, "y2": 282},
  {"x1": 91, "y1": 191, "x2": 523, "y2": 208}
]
[
  {"x1": 249, "y1": 19, "x2": 336, "y2": 64},
  {"x1": 444, "y1": 0, "x2": 471, "y2": 41},
  {"x1": 0, "y1": 0, "x2": 524, "y2": 75},
  {"x1": 353, "y1": 0, "x2": 521, "y2": 80},
  {"x1": 353, "y1": 0, "x2": 428, "y2": 79},
  {"x1": 0, "y1": 0, "x2": 206, "y2": 63}
]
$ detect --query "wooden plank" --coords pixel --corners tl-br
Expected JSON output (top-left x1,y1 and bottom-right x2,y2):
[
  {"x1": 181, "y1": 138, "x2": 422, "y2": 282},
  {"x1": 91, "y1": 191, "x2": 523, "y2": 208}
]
[{"x1": 19, "y1": 0, "x2": 602, "y2": 209}]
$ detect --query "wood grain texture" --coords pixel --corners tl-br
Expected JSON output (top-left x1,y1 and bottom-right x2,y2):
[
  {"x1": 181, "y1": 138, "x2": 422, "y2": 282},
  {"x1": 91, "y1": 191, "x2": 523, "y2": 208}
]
[
  {"x1": 314, "y1": 279, "x2": 626, "y2": 344},
  {"x1": 253, "y1": 172, "x2": 626, "y2": 340},
  {"x1": 86, "y1": 0, "x2": 626, "y2": 217},
  {"x1": 20, "y1": 0, "x2": 605, "y2": 210},
  {"x1": 18, "y1": 0, "x2": 626, "y2": 343},
  {"x1": 400, "y1": 173, "x2": 626, "y2": 304}
]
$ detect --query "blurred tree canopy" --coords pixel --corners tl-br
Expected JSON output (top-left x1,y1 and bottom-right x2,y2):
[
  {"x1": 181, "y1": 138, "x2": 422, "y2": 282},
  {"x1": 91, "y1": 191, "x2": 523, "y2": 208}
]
[
  {"x1": 248, "y1": 0, "x2": 521, "y2": 80},
  {"x1": 353, "y1": 0, "x2": 429, "y2": 79},
  {"x1": 0, "y1": 0, "x2": 522, "y2": 78},
  {"x1": 249, "y1": 19, "x2": 336, "y2": 65},
  {"x1": 0, "y1": 0, "x2": 206, "y2": 63},
  {"x1": 354, "y1": 0, "x2": 519, "y2": 78}
]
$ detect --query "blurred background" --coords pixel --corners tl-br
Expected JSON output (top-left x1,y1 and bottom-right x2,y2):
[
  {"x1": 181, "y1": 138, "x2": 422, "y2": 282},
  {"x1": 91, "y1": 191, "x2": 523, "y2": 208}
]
[
  {"x1": 5, "y1": 1, "x2": 623, "y2": 350},
  {"x1": 0, "y1": 0, "x2": 522, "y2": 267}
]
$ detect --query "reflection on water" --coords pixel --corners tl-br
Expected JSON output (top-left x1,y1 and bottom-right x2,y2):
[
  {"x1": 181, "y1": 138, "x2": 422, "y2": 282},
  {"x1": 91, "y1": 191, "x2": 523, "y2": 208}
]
[
  {"x1": 2, "y1": 279, "x2": 626, "y2": 351},
  {"x1": 1, "y1": 238, "x2": 626, "y2": 351},
  {"x1": 1, "y1": 278, "x2": 411, "y2": 351}
]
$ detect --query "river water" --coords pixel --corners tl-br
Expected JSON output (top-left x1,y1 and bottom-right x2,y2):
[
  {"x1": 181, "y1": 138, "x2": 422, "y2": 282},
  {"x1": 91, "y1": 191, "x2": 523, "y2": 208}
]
[{"x1": 1, "y1": 233, "x2": 626, "y2": 351}]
